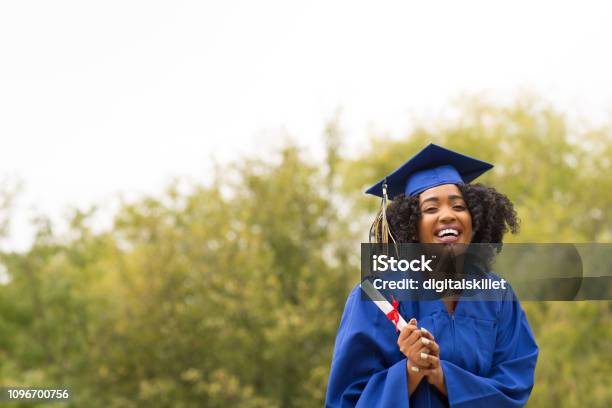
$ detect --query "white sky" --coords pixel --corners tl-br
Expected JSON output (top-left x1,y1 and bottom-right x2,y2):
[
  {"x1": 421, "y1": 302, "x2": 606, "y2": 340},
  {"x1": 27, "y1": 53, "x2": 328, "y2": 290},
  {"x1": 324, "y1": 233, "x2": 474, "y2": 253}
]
[{"x1": 1, "y1": 0, "x2": 612, "y2": 251}]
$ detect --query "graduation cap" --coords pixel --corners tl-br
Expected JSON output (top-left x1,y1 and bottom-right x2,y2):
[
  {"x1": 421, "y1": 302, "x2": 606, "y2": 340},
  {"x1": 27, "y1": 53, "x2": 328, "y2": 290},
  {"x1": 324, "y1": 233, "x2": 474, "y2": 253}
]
[
  {"x1": 367, "y1": 143, "x2": 493, "y2": 243},
  {"x1": 366, "y1": 143, "x2": 493, "y2": 199}
]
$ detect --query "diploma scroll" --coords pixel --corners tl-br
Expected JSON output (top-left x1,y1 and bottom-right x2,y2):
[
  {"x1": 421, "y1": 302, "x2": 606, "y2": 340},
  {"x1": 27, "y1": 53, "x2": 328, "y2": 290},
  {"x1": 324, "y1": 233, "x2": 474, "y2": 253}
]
[{"x1": 360, "y1": 279, "x2": 408, "y2": 332}]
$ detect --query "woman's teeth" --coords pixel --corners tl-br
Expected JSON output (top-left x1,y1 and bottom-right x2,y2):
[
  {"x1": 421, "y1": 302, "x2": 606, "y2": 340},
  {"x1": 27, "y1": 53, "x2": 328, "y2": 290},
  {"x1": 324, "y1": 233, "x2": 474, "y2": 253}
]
[{"x1": 437, "y1": 228, "x2": 459, "y2": 237}]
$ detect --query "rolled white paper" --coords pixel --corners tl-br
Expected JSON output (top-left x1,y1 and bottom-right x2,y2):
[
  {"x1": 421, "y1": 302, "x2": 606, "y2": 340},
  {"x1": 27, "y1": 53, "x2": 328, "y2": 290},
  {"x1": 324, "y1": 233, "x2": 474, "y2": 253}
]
[{"x1": 360, "y1": 279, "x2": 408, "y2": 331}]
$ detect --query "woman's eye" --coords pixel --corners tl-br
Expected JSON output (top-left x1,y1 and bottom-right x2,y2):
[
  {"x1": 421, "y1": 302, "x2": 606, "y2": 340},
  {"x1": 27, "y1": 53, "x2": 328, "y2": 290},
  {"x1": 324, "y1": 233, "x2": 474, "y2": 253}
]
[
  {"x1": 453, "y1": 205, "x2": 466, "y2": 211},
  {"x1": 423, "y1": 207, "x2": 438, "y2": 213}
]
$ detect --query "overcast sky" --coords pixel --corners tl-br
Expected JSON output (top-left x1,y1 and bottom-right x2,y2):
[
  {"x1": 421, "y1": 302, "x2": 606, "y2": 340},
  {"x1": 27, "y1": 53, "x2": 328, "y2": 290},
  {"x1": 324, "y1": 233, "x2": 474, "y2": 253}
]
[{"x1": 1, "y1": 0, "x2": 611, "y2": 250}]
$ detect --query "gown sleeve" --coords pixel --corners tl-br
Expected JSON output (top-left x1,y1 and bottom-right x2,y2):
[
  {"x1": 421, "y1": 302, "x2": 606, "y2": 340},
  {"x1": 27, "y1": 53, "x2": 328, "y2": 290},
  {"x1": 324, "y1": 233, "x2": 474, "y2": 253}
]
[
  {"x1": 441, "y1": 286, "x2": 539, "y2": 408},
  {"x1": 325, "y1": 286, "x2": 410, "y2": 408}
]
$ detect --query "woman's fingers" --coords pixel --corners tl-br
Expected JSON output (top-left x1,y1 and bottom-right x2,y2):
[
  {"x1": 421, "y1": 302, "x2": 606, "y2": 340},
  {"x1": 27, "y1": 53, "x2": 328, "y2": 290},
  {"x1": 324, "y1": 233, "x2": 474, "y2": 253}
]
[
  {"x1": 411, "y1": 344, "x2": 438, "y2": 367},
  {"x1": 420, "y1": 327, "x2": 435, "y2": 341},
  {"x1": 407, "y1": 344, "x2": 431, "y2": 368},
  {"x1": 406, "y1": 326, "x2": 423, "y2": 345},
  {"x1": 419, "y1": 336, "x2": 440, "y2": 355},
  {"x1": 411, "y1": 354, "x2": 431, "y2": 368},
  {"x1": 397, "y1": 319, "x2": 418, "y2": 344},
  {"x1": 419, "y1": 353, "x2": 440, "y2": 369},
  {"x1": 397, "y1": 319, "x2": 422, "y2": 357},
  {"x1": 397, "y1": 319, "x2": 442, "y2": 366}
]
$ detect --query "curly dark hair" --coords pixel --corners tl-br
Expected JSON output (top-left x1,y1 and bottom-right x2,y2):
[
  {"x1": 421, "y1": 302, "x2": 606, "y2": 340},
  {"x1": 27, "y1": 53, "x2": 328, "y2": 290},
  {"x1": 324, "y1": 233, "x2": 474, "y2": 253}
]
[{"x1": 384, "y1": 183, "x2": 519, "y2": 244}]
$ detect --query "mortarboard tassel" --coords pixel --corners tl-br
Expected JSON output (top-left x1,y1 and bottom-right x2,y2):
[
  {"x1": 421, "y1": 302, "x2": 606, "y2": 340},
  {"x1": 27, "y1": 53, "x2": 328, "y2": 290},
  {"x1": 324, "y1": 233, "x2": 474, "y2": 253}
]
[{"x1": 369, "y1": 181, "x2": 398, "y2": 246}]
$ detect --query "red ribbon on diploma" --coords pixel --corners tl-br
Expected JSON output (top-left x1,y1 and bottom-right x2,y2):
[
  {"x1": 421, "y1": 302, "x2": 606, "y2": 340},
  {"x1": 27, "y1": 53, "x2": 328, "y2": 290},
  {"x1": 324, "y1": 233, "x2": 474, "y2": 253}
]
[{"x1": 386, "y1": 296, "x2": 400, "y2": 332}]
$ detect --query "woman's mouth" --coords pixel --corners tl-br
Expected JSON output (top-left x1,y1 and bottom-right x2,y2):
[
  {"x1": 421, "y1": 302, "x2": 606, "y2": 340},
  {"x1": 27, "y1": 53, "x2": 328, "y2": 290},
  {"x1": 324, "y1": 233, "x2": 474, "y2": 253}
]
[{"x1": 434, "y1": 228, "x2": 461, "y2": 243}]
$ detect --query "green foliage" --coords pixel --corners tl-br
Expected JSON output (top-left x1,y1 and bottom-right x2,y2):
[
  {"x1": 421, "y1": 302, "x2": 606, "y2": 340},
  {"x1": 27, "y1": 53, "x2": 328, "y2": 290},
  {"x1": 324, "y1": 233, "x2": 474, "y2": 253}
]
[
  {"x1": 342, "y1": 95, "x2": 612, "y2": 407},
  {"x1": 0, "y1": 96, "x2": 609, "y2": 407}
]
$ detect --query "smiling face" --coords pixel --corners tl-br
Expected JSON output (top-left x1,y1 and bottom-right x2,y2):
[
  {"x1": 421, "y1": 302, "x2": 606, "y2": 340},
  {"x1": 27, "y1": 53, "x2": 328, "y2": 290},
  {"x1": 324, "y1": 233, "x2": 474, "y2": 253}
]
[{"x1": 417, "y1": 184, "x2": 473, "y2": 244}]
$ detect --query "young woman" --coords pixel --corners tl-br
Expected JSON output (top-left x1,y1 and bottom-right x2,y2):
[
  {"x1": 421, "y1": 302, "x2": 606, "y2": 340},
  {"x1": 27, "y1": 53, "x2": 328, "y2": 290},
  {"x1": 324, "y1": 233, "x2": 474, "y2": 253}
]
[{"x1": 326, "y1": 144, "x2": 538, "y2": 407}]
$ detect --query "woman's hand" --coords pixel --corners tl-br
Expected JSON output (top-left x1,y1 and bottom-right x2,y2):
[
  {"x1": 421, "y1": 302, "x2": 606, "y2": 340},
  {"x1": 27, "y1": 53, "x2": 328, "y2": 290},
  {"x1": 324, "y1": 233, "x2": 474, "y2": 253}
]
[
  {"x1": 398, "y1": 320, "x2": 439, "y2": 369},
  {"x1": 418, "y1": 328, "x2": 439, "y2": 358},
  {"x1": 398, "y1": 319, "x2": 427, "y2": 395},
  {"x1": 424, "y1": 364, "x2": 446, "y2": 396},
  {"x1": 398, "y1": 319, "x2": 430, "y2": 368},
  {"x1": 414, "y1": 334, "x2": 447, "y2": 397},
  {"x1": 398, "y1": 321, "x2": 447, "y2": 396}
]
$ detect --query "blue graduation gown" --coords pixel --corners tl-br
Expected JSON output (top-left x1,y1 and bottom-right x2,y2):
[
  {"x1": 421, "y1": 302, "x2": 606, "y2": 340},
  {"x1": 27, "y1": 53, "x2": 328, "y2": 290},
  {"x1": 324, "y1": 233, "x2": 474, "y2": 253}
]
[{"x1": 325, "y1": 281, "x2": 538, "y2": 407}]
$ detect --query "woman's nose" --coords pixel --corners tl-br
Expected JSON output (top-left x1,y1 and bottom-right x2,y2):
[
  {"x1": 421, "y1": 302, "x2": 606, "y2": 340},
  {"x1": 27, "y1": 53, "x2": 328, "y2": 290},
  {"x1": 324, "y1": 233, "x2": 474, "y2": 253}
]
[{"x1": 438, "y1": 207, "x2": 456, "y2": 223}]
